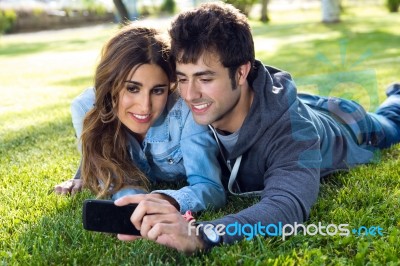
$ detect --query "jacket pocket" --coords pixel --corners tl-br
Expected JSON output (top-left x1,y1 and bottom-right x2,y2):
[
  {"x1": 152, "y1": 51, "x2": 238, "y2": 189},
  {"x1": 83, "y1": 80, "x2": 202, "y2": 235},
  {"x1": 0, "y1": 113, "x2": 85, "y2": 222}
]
[{"x1": 150, "y1": 148, "x2": 185, "y2": 181}]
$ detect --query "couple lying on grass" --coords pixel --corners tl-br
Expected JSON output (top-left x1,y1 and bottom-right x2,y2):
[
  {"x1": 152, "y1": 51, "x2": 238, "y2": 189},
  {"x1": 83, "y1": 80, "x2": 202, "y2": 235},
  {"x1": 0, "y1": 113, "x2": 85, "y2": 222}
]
[{"x1": 54, "y1": 2, "x2": 400, "y2": 254}]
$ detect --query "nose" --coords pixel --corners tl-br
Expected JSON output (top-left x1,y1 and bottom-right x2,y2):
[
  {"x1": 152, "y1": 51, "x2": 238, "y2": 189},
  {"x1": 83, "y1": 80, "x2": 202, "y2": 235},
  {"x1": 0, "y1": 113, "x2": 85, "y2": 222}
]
[
  {"x1": 181, "y1": 80, "x2": 200, "y2": 102},
  {"x1": 140, "y1": 93, "x2": 151, "y2": 113}
]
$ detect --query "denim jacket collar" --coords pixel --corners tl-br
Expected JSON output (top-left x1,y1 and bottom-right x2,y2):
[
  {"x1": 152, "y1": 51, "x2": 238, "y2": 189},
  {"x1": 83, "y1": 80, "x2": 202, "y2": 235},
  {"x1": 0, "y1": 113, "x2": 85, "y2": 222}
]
[
  {"x1": 145, "y1": 93, "x2": 184, "y2": 143},
  {"x1": 144, "y1": 108, "x2": 169, "y2": 143}
]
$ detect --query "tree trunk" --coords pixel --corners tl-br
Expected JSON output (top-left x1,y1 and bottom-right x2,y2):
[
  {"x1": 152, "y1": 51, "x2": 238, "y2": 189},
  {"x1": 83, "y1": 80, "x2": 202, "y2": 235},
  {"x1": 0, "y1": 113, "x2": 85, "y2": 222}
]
[
  {"x1": 113, "y1": 0, "x2": 130, "y2": 22},
  {"x1": 260, "y1": 0, "x2": 270, "y2": 23},
  {"x1": 321, "y1": 0, "x2": 341, "y2": 23}
]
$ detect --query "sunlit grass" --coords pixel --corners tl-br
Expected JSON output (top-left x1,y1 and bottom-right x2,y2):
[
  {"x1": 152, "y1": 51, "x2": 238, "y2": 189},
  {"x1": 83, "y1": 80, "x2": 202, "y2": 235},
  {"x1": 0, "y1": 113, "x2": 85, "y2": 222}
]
[{"x1": 1, "y1": 4, "x2": 399, "y2": 265}]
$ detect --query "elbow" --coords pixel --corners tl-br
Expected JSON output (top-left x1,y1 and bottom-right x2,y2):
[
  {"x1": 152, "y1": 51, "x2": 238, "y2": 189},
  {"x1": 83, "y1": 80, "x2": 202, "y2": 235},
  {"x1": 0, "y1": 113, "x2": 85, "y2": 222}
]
[
  {"x1": 267, "y1": 194, "x2": 311, "y2": 224},
  {"x1": 205, "y1": 185, "x2": 226, "y2": 210},
  {"x1": 214, "y1": 190, "x2": 227, "y2": 209}
]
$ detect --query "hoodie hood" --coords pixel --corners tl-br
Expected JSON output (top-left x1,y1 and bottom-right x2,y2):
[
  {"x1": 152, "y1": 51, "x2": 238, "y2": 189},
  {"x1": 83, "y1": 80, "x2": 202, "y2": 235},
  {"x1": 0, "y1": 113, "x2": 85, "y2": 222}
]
[{"x1": 229, "y1": 60, "x2": 298, "y2": 159}]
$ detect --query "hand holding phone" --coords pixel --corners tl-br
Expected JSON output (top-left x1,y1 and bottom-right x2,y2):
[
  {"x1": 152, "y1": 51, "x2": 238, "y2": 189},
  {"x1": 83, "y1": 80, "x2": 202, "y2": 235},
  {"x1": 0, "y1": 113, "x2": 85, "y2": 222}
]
[{"x1": 82, "y1": 199, "x2": 140, "y2": 235}]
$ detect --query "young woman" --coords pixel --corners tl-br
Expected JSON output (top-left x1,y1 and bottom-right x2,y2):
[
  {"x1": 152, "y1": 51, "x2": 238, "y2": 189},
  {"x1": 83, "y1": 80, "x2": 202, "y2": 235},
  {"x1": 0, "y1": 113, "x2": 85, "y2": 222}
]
[{"x1": 54, "y1": 25, "x2": 225, "y2": 213}]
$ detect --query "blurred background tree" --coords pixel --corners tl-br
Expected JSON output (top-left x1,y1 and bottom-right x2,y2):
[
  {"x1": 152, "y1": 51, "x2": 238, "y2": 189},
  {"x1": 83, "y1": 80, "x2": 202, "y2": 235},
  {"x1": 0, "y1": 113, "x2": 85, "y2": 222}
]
[
  {"x1": 113, "y1": 0, "x2": 130, "y2": 22},
  {"x1": 321, "y1": 0, "x2": 341, "y2": 23},
  {"x1": 160, "y1": 0, "x2": 177, "y2": 14},
  {"x1": 224, "y1": 0, "x2": 258, "y2": 16},
  {"x1": 260, "y1": 0, "x2": 270, "y2": 22},
  {"x1": 1, "y1": 0, "x2": 399, "y2": 35},
  {"x1": 386, "y1": 0, "x2": 400, "y2": 12}
]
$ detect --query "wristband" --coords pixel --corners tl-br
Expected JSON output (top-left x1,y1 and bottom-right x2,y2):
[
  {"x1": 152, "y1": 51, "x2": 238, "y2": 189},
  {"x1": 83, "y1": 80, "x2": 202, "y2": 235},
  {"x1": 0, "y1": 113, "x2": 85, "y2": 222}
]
[
  {"x1": 198, "y1": 223, "x2": 221, "y2": 250},
  {"x1": 182, "y1": 210, "x2": 195, "y2": 222}
]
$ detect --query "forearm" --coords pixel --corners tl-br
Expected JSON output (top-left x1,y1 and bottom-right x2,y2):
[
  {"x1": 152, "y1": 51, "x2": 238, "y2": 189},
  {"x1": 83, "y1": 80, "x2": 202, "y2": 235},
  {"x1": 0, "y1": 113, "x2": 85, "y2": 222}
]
[
  {"x1": 73, "y1": 160, "x2": 82, "y2": 179},
  {"x1": 202, "y1": 164, "x2": 320, "y2": 245},
  {"x1": 204, "y1": 194, "x2": 308, "y2": 244},
  {"x1": 152, "y1": 182, "x2": 226, "y2": 213},
  {"x1": 174, "y1": 107, "x2": 227, "y2": 212}
]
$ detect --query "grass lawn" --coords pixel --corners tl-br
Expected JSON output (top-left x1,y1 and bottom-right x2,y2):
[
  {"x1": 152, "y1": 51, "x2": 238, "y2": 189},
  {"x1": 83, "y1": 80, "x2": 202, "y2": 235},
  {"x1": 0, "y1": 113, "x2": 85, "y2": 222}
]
[{"x1": 1, "y1": 4, "x2": 400, "y2": 265}]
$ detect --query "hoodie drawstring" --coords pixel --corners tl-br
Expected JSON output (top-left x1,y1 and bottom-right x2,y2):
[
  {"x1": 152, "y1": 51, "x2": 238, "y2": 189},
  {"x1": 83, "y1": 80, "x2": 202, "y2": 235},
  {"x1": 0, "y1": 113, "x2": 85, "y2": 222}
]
[{"x1": 208, "y1": 125, "x2": 262, "y2": 197}]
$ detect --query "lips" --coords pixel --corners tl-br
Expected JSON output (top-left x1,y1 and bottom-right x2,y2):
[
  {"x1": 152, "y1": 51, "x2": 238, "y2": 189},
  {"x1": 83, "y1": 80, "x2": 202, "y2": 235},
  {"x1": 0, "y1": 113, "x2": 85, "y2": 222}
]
[
  {"x1": 130, "y1": 113, "x2": 151, "y2": 123},
  {"x1": 191, "y1": 102, "x2": 211, "y2": 113}
]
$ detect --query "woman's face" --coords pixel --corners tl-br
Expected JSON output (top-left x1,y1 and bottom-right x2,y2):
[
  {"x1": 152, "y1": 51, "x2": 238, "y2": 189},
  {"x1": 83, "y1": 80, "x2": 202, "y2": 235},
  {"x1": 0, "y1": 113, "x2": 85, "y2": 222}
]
[{"x1": 117, "y1": 63, "x2": 169, "y2": 141}]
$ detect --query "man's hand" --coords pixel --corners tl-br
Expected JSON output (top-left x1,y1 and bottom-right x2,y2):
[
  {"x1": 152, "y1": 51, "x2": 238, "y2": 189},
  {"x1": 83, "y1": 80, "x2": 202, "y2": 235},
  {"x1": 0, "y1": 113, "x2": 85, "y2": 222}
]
[
  {"x1": 54, "y1": 179, "x2": 82, "y2": 195},
  {"x1": 145, "y1": 193, "x2": 180, "y2": 210},
  {"x1": 115, "y1": 195, "x2": 205, "y2": 254}
]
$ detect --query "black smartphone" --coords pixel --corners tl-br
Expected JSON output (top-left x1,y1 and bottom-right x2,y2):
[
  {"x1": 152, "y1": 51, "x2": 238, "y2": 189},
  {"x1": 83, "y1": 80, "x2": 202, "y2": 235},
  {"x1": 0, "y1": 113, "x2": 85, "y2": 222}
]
[{"x1": 82, "y1": 199, "x2": 140, "y2": 235}]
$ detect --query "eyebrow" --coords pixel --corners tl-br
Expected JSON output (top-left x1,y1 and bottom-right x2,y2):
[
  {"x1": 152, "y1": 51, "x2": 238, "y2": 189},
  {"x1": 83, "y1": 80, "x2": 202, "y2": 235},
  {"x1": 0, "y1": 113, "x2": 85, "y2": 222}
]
[
  {"x1": 125, "y1": 80, "x2": 168, "y2": 87},
  {"x1": 176, "y1": 70, "x2": 216, "y2": 77}
]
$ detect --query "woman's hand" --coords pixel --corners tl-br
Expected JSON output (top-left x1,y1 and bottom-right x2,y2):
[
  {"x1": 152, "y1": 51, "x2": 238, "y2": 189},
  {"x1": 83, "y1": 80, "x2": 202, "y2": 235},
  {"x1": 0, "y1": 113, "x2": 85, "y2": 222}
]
[{"x1": 54, "y1": 179, "x2": 83, "y2": 195}]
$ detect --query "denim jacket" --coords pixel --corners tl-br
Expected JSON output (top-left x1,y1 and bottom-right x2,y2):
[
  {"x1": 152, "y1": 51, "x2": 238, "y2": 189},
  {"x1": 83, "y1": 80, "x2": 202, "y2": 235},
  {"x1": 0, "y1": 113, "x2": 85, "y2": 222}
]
[{"x1": 71, "y1": 88, "x2": 226, "y2": 213}]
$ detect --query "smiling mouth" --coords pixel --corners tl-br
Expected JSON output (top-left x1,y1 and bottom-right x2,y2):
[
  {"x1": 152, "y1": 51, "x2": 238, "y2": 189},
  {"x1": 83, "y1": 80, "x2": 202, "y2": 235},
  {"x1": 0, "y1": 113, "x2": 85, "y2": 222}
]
[
  {"x1": 134, "y1": 114, "x2": 149, "y2": 119},
  {"x1": 192, "y1": 103, "x2": 211, "y2": 113},
  {"x1": 130, "y1": 113, "x2": 151, "y2": 122}
]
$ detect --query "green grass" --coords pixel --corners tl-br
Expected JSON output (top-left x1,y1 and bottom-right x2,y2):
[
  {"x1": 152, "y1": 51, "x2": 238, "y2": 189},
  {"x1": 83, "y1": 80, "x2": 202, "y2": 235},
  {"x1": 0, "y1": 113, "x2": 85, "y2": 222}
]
[{"x1": 1, "y1": 4, "x2": 400, "y2": 265}]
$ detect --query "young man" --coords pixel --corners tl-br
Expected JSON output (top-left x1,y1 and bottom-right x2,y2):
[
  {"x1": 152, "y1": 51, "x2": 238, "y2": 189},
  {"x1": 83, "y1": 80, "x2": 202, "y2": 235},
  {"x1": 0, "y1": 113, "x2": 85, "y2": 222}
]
[{"x1": 115, "y1": 2, "x2": 400, "y2": 253}]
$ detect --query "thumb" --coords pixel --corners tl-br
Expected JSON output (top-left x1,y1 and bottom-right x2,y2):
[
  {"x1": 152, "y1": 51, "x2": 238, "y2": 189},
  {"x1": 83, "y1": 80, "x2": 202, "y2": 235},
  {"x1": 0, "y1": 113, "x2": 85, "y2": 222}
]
[{"x1": 117, "y1": 234, "x2": 141, "y2": 241}]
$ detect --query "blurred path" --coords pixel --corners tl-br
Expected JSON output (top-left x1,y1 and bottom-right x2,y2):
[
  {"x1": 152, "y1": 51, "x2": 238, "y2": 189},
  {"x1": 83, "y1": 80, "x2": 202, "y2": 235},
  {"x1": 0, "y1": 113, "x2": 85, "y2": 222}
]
[{"x1": 1, "y1": 16, "x2": 174, "y2": 41}]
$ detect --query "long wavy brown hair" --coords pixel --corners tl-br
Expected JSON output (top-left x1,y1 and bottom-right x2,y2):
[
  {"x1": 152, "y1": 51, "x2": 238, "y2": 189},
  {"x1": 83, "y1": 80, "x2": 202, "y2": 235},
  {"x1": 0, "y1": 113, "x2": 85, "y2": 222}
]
[{"x1": 81, "y1": 25, "x2": 174, "y2": 198}]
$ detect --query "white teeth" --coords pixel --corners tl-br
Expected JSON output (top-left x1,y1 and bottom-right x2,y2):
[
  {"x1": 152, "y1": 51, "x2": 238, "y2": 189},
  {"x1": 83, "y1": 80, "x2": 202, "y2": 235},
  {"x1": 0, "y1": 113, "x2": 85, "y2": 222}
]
[
  {"x1": 194, "y1": 103, "x2": 210, "y2": 110},
  {"x1": 133, "y1": 114, "x2": 149, "y2": 119}
]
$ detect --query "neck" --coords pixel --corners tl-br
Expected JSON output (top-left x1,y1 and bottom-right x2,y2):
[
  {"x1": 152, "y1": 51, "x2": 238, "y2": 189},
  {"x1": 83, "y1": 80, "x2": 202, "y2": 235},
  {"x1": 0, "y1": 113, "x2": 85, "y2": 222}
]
[{"x1": 125, "y1": 126, "x2": 146, "y2": 143}]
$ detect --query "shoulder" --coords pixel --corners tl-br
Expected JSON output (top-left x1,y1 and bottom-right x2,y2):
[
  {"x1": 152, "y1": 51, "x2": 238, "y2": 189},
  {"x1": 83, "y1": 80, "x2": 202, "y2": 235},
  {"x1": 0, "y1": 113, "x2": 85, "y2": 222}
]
[
  {"x1": 165, "y1": 92, "x2": 210, "y2": 137},
  {"x1": 72, "y1": 87, "x2": 95, "y2": 103},
  {"x1": 165, "y1": 92, "x2": 190, "y2": 120},
  {"x1": 71, "y1": 87, "x2": 95, "y2": 115}
]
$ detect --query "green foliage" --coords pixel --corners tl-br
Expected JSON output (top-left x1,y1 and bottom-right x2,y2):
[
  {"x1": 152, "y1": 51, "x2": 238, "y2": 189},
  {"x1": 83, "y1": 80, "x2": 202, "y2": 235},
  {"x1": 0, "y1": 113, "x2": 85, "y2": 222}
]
[
  {"x1": 81, "y1": 0, "x2": 97, "y2": 6},
  {"x1": 386, "y1": 0, "x2": 400, "y2": 12},
  {"x1": 137, "y1": 3, "x2": 159, "y2": 18},
  {"x1": 81, "y1": 0, "x2": 108, "y2": 16},
  {"x1": 160, "y1": 0, "x2": 176, "y2": 14},
  {"x1": 224, "y1": 0, "x2": 258, "y2": 15},
  {"x1": 88, "y1": 4, "x2": 107, "y2": 16},
  {"x1": 0, "y1": 9, "x2": 17, "y2": 34},
  {"x1": 32, "y1": 7, "x2": 44, "y2": 17}
]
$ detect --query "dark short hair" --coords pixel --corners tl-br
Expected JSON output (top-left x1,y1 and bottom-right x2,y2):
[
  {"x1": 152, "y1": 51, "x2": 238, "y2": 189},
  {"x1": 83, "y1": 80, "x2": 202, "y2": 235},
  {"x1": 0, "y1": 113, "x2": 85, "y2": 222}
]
[{"x1": 169, "y1": 2, "x2": 256, "y2": 86}]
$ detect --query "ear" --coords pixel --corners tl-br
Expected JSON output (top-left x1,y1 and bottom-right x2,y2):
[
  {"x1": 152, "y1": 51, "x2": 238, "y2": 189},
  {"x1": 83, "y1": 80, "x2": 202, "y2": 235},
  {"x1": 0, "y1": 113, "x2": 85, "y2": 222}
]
[{"x1": 236, "y1": 62, "x2": 252, "y2": 86}]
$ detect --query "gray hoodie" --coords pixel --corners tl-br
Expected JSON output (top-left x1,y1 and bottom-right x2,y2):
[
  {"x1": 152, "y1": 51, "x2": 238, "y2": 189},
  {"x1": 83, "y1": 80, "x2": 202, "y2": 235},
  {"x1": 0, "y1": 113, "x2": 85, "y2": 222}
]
[{"x1": 204, "y1": 61, "x2": 375, "y2": 245}]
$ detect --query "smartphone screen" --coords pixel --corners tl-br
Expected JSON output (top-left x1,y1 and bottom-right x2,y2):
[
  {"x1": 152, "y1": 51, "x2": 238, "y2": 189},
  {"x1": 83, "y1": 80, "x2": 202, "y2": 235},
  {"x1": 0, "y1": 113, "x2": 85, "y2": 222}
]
[{"x1": 82, "y1": 199, "x2": 140, "y2": 235}]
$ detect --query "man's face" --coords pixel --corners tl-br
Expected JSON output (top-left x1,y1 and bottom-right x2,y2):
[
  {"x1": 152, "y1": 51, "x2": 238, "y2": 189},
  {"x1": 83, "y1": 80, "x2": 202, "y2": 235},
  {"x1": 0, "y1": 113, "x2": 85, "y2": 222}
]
[{"x1": 176, "y1": 53, "x2": 242, "y2": 131}]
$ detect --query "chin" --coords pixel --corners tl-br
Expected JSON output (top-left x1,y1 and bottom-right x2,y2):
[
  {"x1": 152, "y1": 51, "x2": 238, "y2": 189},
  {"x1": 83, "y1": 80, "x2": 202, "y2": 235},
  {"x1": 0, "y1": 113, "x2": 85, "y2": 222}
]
[{"x1": 193, "y1": 116, "x2": 210, "y2": 126}]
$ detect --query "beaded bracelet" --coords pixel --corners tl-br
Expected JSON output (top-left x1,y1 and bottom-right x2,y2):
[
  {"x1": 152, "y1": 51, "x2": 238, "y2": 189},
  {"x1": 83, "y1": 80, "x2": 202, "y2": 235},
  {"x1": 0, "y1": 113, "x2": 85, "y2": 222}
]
[{"x1": 182, "y1": 210, "x2": 195, "y2": 222}]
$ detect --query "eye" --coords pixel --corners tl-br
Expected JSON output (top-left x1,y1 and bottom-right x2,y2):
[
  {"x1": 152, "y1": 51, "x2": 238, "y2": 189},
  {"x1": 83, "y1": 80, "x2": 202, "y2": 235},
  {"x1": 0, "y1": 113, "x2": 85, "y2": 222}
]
[
  {"x1": 200, "y1": 78, "x2": 212, "y2": 83},
  {"x1": 126, "y1": 85, "x2": 140, "y2": 93},
  {"x1": 152, "y1": 87, "x2": 166, "y2": 95},
  {"x1": 177, "y1": 77, "x2": 188, "y2": 84}
]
